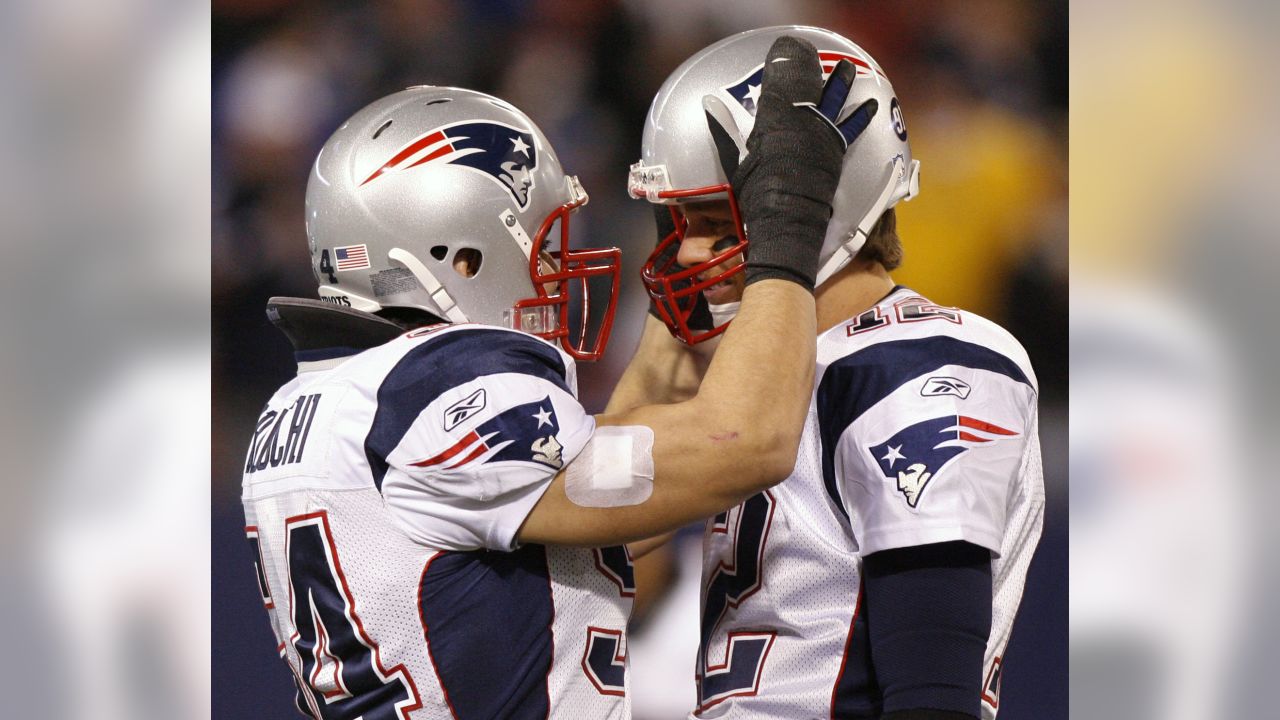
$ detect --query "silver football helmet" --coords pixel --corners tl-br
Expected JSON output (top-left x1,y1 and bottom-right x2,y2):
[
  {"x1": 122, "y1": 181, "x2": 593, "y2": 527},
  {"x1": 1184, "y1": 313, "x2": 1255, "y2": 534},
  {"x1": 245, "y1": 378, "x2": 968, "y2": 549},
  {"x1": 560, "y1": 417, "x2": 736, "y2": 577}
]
[
  {"x1": 306, "y1": 86, "x2": 621, "y2": 360},
  {"x1": 628, "y1": 26, "x2": 921, "y2": 344}
]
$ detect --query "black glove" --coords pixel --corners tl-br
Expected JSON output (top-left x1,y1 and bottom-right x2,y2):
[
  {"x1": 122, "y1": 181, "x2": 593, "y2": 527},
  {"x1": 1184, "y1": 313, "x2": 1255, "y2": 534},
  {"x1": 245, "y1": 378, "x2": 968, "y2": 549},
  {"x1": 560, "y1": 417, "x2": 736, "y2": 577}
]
[
  {"x1": 645, "y1": 203, "x2": 713, "y2": 330},
  {"x1": 716, "y1": 36, "x2": 879, "y2": 290}
]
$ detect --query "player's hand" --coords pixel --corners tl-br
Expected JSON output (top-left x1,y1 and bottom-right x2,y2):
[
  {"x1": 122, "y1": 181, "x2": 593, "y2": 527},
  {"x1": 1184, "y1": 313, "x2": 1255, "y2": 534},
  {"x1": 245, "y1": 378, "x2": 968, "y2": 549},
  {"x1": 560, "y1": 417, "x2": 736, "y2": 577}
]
[
  {"x1": 645, "y1": 204, "x2": 713, "y2": 330},
  {"x1": 711, "y1": 36, "x2": 878, "y2": 290}
]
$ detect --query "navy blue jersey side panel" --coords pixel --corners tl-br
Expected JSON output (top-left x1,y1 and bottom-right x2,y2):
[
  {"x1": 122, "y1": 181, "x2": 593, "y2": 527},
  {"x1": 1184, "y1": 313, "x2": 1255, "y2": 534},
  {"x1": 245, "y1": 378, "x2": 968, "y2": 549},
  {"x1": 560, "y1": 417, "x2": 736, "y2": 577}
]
[
  {"x1": 831, "y1": 587, "x2": 881, "y2": 719},
  {"x1": 419, "y1": 545, "x2": 554, "y2": 719},
  {"x1": 364, "y1": 330, "x2": 570, "y2": 489},
  {"x1": 817, "y1": 337, "x2": 1031, "y2": 520}
]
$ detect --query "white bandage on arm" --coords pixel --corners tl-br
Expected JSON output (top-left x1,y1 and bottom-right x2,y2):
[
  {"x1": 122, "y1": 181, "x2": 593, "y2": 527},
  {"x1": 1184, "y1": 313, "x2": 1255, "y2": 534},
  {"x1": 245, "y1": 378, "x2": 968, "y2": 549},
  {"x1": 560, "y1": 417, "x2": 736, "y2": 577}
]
[{"x1": 564, "y1": 425, "x2": 655, "y2": 507}]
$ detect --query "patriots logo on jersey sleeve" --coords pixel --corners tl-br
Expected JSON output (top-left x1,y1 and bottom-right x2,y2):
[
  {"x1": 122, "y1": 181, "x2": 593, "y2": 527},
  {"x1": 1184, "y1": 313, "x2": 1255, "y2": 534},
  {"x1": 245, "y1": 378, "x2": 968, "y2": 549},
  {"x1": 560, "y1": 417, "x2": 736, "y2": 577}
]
[
  {"x1": 868, "y1": 415, "x2": 1018, "y2": 508},
  {"x1": 361, "y1": 120, "x2": 539, "y2": 208},
  {"x1": 410, "y1": 396, "x2": 563, "y2": 471},
  {"x1": 722, "y1": 51, "x2": 883, "y2": 116}
]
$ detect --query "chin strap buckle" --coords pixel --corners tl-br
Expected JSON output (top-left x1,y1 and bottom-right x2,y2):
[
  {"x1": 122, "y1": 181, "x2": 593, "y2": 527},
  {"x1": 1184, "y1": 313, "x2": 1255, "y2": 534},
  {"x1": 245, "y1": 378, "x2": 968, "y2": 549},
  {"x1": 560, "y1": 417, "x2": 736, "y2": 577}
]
[{"x1": 388, "y1": 248, "x2": 469, "y2": 323}]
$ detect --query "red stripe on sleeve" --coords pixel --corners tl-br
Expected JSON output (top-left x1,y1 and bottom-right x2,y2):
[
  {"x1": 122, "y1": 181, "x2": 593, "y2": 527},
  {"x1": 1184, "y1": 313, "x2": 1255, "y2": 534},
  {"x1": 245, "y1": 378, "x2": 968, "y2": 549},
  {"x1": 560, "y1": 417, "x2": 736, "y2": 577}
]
[
  {"x1": 958, "y1": 416, "x2": 1017, "y2": 435},
  {"x1": 410, "y1": 430, "x2": 480, "y2": 467},
  {"x1": 445, "y1": 441, "x2": 489, "y2": 470}
]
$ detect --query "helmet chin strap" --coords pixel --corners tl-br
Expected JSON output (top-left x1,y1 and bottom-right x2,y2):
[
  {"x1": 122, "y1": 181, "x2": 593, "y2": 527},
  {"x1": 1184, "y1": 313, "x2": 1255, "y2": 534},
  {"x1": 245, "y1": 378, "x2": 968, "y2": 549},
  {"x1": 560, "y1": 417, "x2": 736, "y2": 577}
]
[
  {"x1": 707, "y1": 301, "x2": 741, "y2": 328},
  {"x1": 813, "y1": 156, "x2": 918, "y2": 287},
  {"x1": 388, "y1": 248, "x2": 469, "y2": 323}
]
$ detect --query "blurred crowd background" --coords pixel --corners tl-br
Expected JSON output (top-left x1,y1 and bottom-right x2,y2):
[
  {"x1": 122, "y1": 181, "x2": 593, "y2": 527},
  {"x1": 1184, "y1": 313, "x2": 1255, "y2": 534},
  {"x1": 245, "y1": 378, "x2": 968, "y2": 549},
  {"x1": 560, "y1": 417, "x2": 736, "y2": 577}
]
[
  {"x1": 0, "y1": 0, "x2": 1266, "y2": 717},
  {"x1": 212, "y1": 0, "x2": 1067, "y2": 718}
]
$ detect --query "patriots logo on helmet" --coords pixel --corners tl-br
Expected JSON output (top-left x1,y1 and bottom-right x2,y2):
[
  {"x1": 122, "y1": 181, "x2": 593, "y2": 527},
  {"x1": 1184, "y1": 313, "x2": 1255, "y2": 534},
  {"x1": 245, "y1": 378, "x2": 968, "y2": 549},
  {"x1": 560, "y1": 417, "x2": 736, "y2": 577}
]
[
  {"x1": 410, "y1": 396, "x2": 563, "y2": 471},
  {"x1": 361, "y1": 120, "x2": 539, "y2": 209},
  {"x1": 868, "y1": 415, "x2": 1018, "y2": 508},
  {"x1": 721, "y1": 51, "x2": 883, "y2": 116}
]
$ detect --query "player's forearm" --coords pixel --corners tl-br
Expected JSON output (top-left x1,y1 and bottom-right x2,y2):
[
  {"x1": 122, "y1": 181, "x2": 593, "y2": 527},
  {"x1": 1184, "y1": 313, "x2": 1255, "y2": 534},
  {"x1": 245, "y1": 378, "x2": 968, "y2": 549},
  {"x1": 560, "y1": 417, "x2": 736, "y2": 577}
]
[
  {"x1": 530, "y1": 282, "x2": 815, "y2": 545},
  {"x1": 691, "y1": 278, "x2": 815, "y2": 480},
  {"x1": 603, "y1": 363, "x2": 654, "y2": 414},
  {"x1": 605, "y1": 316, "x2": 704, "y2": 413}
]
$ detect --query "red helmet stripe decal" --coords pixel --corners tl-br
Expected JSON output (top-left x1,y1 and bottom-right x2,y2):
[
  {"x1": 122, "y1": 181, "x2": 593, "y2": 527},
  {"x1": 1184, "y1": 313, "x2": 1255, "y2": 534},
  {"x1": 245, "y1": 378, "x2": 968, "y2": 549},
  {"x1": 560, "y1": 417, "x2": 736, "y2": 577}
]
[
  {"x1": 817, "y1": 51, "x2": 887, "y2": 79},
  {"x1": 360, "y1": 130, "x2": 449, "y2": 186}
]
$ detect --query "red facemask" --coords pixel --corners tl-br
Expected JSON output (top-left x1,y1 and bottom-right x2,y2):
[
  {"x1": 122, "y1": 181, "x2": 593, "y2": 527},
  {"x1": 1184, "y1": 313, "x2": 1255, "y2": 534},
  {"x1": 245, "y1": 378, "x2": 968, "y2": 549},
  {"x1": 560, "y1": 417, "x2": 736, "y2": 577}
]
[
  {"x1": 638, "y1": 185, "x2": 748, "y2": 345},
  {"x1": 510, "y1": 194, "x2": 621, "y2": 361}
]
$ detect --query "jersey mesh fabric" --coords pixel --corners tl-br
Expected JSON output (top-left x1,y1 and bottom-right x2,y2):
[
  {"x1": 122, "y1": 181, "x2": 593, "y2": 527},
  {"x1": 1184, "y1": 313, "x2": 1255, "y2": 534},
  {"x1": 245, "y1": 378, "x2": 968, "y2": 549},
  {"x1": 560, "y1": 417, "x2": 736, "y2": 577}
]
[
  {"x1": 981, "y1": 414, "x2": 1045, "y2": 719},
  {"x1": 249, "y1": 488, "x2": 450, "y2": 716},
  {"x1": 546, "y1": 546, "x2": 635, "y2": 717},
  {"x1": 694, "y1": 407, "x2": 862, "y2": 719}
]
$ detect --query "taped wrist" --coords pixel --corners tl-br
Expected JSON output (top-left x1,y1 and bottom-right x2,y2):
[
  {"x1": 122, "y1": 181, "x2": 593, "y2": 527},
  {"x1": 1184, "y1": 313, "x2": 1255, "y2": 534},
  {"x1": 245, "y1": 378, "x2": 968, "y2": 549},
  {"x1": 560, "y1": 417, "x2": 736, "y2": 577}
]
[{"x1": 737, "y1": 138, "x2": 841, "y2": 289}]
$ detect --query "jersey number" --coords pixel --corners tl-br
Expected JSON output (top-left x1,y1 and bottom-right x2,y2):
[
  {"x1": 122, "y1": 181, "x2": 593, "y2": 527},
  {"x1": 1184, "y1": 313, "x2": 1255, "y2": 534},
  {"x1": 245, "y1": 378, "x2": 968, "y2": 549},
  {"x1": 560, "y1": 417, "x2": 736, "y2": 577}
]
[
  {"x1": 582, "y1": 627, "x2": 627, "y2": 697},
  {"x1": 246, "y1": 526, "x2": 276, "y2": 609},
  {"x1": 581, "y1": 547, "x2": 634, "y2": 695},
  {"x1": 846, "y1": 296, "x2": 961, "y2": 337},
  {"x1": 282, "y1": 512, "x2": 420, "y2": 719},
  {"x1": 696, "y1": 491, "x2": 777, "y2": 711},
  {"x1": 593, "y1": 546, "x2": 635, "y2": 597}
]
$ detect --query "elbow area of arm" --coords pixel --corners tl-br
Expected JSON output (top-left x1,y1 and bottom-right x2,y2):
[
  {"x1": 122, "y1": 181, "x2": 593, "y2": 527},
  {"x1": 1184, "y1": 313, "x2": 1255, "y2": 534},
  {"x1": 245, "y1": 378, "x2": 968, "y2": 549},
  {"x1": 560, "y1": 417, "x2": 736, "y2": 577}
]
[
  {"x1": 758, "y1": 427, "x2": 802, "y2": 482},
  {"x1": 718, "y1": 425, "x2": 803, "y2": 491},
  {"x1": 701, "y1": 386, "x2": 808, "y2": 481}
]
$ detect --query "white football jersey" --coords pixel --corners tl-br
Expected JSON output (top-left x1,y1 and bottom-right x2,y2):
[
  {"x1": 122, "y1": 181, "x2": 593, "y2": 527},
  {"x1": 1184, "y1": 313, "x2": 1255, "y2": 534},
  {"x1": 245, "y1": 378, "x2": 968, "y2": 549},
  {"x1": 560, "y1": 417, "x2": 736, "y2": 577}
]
[
  {"x1": 694, "y1": 287, "x2": 1043, "y2": 719},
  {"x1": 242, "y1": 324, "x2": 634, "y2": 719}
]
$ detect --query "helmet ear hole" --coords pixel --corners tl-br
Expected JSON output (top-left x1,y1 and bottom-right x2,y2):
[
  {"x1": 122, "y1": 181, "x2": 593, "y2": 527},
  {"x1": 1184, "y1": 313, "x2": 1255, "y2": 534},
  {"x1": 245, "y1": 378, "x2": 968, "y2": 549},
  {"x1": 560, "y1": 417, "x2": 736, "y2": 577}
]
[
  {"x1": 429, "y1": 245, "x2": 448, "y2": 261},
  {"x1": 452, "y1": 248, "x2": 483, "y2": 278}
]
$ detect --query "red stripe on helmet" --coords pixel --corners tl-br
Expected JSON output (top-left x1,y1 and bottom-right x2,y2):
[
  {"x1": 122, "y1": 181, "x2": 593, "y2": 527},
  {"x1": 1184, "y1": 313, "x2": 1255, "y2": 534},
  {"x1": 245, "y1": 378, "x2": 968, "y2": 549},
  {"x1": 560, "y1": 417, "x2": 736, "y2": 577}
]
[{"x1": 360, "y1": 129, "x2": 448, "y2": 186}]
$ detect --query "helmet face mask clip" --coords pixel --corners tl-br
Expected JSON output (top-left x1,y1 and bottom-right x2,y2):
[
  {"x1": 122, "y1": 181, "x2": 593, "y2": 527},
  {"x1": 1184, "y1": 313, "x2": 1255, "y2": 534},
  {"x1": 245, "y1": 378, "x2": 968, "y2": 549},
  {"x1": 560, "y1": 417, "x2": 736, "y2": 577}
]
[{"x1": 509, "y1": 185, "x2": 621, "y2": 361}]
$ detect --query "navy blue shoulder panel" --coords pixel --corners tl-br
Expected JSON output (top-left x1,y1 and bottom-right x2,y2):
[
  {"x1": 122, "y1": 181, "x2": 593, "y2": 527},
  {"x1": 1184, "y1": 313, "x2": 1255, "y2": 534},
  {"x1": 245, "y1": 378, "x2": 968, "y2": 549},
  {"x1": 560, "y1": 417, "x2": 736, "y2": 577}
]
[
  {"x1": 817, "y1": 336, "x2": 1031, "y2": 521},
  {"x1": 364, "y1": 329, "x2": 570, "y2": 489}
]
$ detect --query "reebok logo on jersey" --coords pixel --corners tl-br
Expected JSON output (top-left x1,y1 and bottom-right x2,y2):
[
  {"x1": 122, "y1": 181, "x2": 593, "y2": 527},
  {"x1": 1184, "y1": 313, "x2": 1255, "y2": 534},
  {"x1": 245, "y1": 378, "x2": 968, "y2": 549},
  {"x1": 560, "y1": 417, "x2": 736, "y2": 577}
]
[
  {"x1": 868, "y1": 415, "x2": 1018, "y2": 508},
  {"x1": 921, "y1": 376, "x2": 971, "y2": 399},
  {"x1": 442, "y1": 388, "x2": 487, "y2": 431},
  {"x1": 411, "y1": 396, "x2": 563, "y2": 471}
]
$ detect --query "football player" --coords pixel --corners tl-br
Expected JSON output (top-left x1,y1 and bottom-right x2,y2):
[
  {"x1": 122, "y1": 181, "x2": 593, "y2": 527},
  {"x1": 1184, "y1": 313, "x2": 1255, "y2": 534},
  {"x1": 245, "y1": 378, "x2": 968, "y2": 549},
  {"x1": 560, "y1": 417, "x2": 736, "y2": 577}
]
[
  {"x1": 619, "y1": 27, "x2": 1044, "y2": 719},
  {"x1": 242, "y1": 51, "x2": 869, "y2": 720}
]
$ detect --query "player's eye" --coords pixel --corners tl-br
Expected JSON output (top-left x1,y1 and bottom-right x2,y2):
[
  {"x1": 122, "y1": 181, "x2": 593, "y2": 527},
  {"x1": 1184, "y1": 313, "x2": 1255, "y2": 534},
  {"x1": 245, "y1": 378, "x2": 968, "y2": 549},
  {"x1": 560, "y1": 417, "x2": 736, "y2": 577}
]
[
  {"x1": 689, "y1": 216, "x2": 732, "y2": 236},
  {"x1": 711, "y1": 236, "x2": 738, "y2": 253}
]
